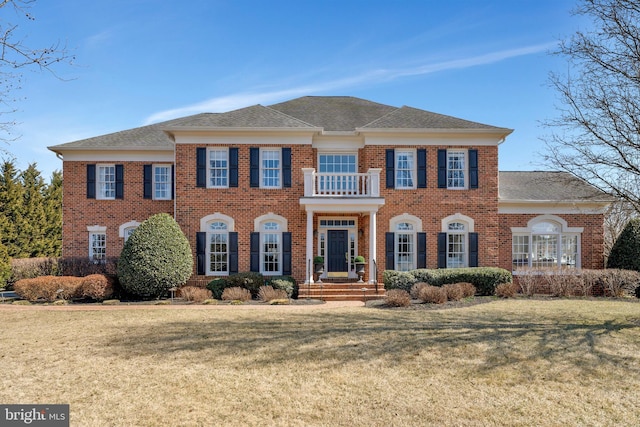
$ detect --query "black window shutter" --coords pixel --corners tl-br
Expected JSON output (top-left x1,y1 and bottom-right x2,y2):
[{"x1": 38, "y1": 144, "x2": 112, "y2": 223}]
[
  {"x1": 250, "y1": 232, "x2": 260, "y2": 272},
  {"x1": 437, "y1": 149, "x2": 447, "y2": 188},
  {"x1": 250, "y1": 148, "x2": 260, "y2": 188},
  {"x1": 282, "y1": 147, "x2": 292, "y2": 188},
  {"x1": 115, "y1": 164, "x2": 124, "y2": 199},
  {"x1": 417, "y1": 149, "x2": 427, "y2": 188},
  {"x1": 469, "y1": 232, "x2": 479, "y2": 267},
  {"x1": 86, "y1": 164, "x2": 96, "y2": 199},
  {"x1": 437, "y1": 232, "x2": 447, "y2": 268},
  {"x1": 196, "y1": 147, "x2": 206, "y2": 187},
  {"x1": 283, "y1": 232, "x2": 292, "y2": 275},
  {"x1": 196, "y1": 232, "x2": 206, "y2": 275},
  {"x1": 143, "y1": 165, "x2": 152, "y2": 199},
  {"x1": 417, "y1": 232, "x2": 427, "y2": 269},
  {"x1": 385, "y1": 149, "x2": 395, "y2": 189},
  {"x1": 171, "y1": 164, "x2": 175, "y2": 200},
  {"x1": 229, "y1": 148, "x2": 239, "y2": 188},
  {"x1": 229, "y1": 232, "x2": 238, "y2": 274},
  {"x1": 469, "y1": 149, "x2": 478, "y2": 189},
  {"x1": 385, "y1": 232, "x2": 395, "y2": 270}
]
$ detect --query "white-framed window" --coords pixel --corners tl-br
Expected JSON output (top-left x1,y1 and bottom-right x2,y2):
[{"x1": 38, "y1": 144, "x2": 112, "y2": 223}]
[
  {"x1": 209, "y1": 149, "x2": 229, "y2": 188},
  {"x1": 119, "y1": 221, "x2": 140, "y2": 243},
  {"x1": 447, "y1": 222, "x2": 467, "y2": 268},
  {"x1": 87, "y1": 225, "x2": 107, "y2": 261},
  {"x1": 255, "y1": 213, "x2": 287, "y2": 275},
  {"x1": 395, "y1": 150, "x2": 415, "y2": 189},
  {"x1": 447, "y1": 150, "x2": 466, "y2": 189},
  {"x1": 209, "y1": 221, "x2": 229, "y2": 275},
  {"x1": 261, "y1": 149, "x2": 281, "y2": 188},
  {"x1": 201, "y1": 213, "x2": 235, "y2": 276},
  {"x1": 97, "y1": 164, "x2": 116, "y2": 199},
  {"x1": 153, "y1": 164, "x2": 172, "y2": 200},
  {"x1": 318, "y1": 153, "x2": 357, "y2": 193},
  {"x1": 390, "y1": 214, "x2": 422, "y2": 271},
  {"x1": 441, "y1": 213, "x2": 475, "y2": 268},
  {"x1": 511, "y1": 216, "x2": 582, "y2": 269}
]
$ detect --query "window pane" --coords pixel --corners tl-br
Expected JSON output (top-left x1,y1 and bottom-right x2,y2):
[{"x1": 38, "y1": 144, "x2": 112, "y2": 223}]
[
  {"x1": 532, "y1": 234, "x2": 558, "y2": 268},
  {"x1": 90, "y1": 233, "x2": 106, "y2": 260},
  {"x1": 209, "y1": 150, "x2": 228, "y2": 187},
  {"x1": 209, "y1": 232, "x2": 228, "y2": 273},
  {"x1": 512, "y1": 235, "x2": 530, "y2": 268},
  {"x1": 262, "y1": 233, "x2": 280, "y2": 272},
  {"x1": 396, "y1": 232, "x2": 414, "y2": 271},
  {"x1": 261, "y1": 150, "x2": 280, "y2": 188},
  {"x1": 447, "y1": 233, "x2": 465, "y2": 268},
  {"x1": 561, "y1": 235, "x2": 578, "y2": 268},
  {"x1": 98, "y1": 166, "x2": 115, "y2": 198},
  {"x1": 154, "y1": 166, "x2": 171, "y2": 199},
  {"x1": 447, "y1": 151, "x2": 465, "y2": 188},
  {"x1": 395, "y1": 151, "x2": 414, "y2": 188}
]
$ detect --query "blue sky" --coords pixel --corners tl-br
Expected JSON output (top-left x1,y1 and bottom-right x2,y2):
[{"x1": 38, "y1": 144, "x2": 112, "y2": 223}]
[{"x1": 4, "y1": 0, "x2": 586, "y2": 180}]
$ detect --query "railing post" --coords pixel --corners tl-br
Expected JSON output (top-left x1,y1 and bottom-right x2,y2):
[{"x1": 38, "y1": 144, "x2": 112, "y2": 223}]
[
  {"x1": 367, "y1": 168, "x2": 382, "y2": 197},
  {"x1": 302, "y1": 168, "x2": 315, "y2": 197}
]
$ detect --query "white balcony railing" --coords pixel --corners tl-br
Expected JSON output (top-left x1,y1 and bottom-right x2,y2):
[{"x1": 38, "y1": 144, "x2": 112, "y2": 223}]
[{"x1": 302, "y1": 168, "x2": 381, "y2": 197}]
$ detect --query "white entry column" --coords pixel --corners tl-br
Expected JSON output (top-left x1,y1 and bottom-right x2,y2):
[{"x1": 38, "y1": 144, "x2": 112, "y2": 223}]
[
  {"x1": 306, "y1": 208, "x2": 314, "y2": 284},
  {"x1": 369, "y1": 211, "x2": 377, "y2": 284}
]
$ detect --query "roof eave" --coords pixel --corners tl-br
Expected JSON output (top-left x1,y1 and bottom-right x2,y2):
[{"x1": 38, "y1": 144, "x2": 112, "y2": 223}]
[
  {"x1": 162, "y1": 126, "x2": 323, "y2": 133},
  {"x1": 357, "y1": 127, "x2": 514, "y2": 138}
]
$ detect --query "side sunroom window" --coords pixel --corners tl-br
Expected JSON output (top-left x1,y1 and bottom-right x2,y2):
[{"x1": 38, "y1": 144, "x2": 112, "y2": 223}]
[{"x1": 512, "y1": 217, "x2": 582, "y2": 270}]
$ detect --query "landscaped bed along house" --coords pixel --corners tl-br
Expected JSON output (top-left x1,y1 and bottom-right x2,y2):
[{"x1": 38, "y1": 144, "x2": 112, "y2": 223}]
[{"x1": 48, "y1": 96, "x2": 611, "y2": 298}]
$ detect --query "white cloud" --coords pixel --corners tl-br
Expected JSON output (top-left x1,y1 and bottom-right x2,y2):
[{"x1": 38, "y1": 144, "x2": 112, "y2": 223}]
[{"x1": 143, "y1": 42, "x2": 555, "y2": 125}]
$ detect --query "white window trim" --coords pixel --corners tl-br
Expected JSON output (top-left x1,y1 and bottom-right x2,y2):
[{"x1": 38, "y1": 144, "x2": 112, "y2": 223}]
[
  {"x1": 201, "y1": 213, "x2": 235, "y2": 276},
  {"x1": 395, "y1": 149, "x2": 417, "y2": 190},
  {"x1": 260, "y1": 148, "x2": 282, "y2": 189},
  {"x1": 96, "y1": 164, "x2": 116, "y2": 200},
  {"x1": 119, "y1": 221, "x2": 140, "y2": 242},
  {"x1": 441, "y1": 213, "x2": 474, "y2": 269},
  {"x1": 208, "y1": 148, "x2": 229, "y2": 189},
  {"x1": 390, "y1": 213, "x2": 422, "y2": 271},
  {"x1": 446, "y1": 150, "x2": 468, "y2": 190},
  {"x1": 152, "y1": 164, "x2": 172, "y2": 200},
  {"x1": 511, "y1": 215, "x2": 583, "y2": 270},
  {"x1": 255, "y1": 213, "x2": 287, "y2": 276},
  {"x1": 87, "y1": 225, "x2": 107, "y2": 260}
]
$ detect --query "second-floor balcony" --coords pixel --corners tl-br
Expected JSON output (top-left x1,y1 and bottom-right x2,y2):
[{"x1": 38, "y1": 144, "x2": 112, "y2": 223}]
[{"x1": 302, "y1": 168, "x2": 381, "y2": 197}]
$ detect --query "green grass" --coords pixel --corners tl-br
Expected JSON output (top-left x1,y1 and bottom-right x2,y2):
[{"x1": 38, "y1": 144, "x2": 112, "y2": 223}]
[{"x1": 1, "y1": 299, "x2": 640, "y2": 426}]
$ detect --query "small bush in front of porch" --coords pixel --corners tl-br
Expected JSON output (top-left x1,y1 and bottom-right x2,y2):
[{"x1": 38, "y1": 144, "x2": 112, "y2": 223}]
[
  {"x1": 221, "y1": 286, "x2": 251, "y2": 302},
  {"x1": 443, "y1": 283, "x2": 464, "y2": 301},
  {"x1": 258, "y1": 286, "x2": 288, "y2": 302},
  {"x1": 383, "y1": 270, "x2": 416, "y2": 292},
  {"x1": 495, "y1": 283, "x2": 517, "y2": 298},
  {"x1": 385, "y1": 289, "x2": 411, "y2": 307},
  {"x1": 226, "y1": 272, "x2": 264, "y2": 298},
  {"x1": 265, "y1": 276, "x2": 297, "y2": 298},
  {"x1": 410, "y1": 282, "x2": 428, "y2": 299},
  {"x1": 417, "y1": 285, "x2": 447, "y2": 304},
  {"x1": 206, "y1": 278, "x2": 229, "y2": 299},
  {"x1": 180, "y1": 286, "x2": 213, "y2": 303}
]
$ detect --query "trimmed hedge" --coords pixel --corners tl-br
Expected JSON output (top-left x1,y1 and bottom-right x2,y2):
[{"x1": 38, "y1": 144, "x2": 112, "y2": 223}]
[
  {"x1": 13, "y1": 274, "x2": 115, "y2": 302},
  {"x1": 384, "y1": 267, "x2": 512, "y2": 296},
  {"x1": 207, "y1": 273, "x2": 298, "y2": 299}
]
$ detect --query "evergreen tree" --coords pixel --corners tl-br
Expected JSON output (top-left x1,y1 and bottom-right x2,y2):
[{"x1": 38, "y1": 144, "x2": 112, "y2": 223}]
[
  {"x1": 0, "y1": 241, "x2": 9, "y2": 288},
  {"x1": 20, "y1": 163, "x2": 48, "y2": 257},
  {"x1": 0, "y1": 159, "x2": 25, "y2": 257},
  {"x1": 607, "y1": 218, "x2": 640, "y2": 271},
  {"x1": 43, "y1": 170, "x2": 62, "y2": 257}
]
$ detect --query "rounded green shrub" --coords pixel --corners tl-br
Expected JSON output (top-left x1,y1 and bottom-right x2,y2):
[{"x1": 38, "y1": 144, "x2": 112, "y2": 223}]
[
  {"x1": 117, "y1": 213, "x2": 193, "y2": 298},
  {"x1": 608, "y1": 218, "x2": 640, "y2": 271}
]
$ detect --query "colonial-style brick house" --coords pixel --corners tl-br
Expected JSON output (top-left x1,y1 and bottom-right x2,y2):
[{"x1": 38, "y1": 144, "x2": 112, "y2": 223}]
[{"x1": 48, "y1": 96, "x2": 610, "y2": 291}]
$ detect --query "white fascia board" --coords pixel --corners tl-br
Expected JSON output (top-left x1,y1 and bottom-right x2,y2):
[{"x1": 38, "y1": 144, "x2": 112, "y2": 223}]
[
  {"x1": 299, "y1": 197, "x2": 385, "y2": 213},
  {"x1": 359, "y1": 127, "x2": 513, "y2": 138},
  {"x1": 312, "y1": 135, "x2": 364, "y2": 151},
  {"x1": 363, "y1": 134, "x2": 506, "y2": 147},
  {"x1": 498, "y1": 200, "x2": 610, "y2": 215},
  {"x1": 53, "y1": 149, "x2": 174, "y2": 162},
  {"x1": 173, "y1": 132, "x2": 314, "y2": 145}
]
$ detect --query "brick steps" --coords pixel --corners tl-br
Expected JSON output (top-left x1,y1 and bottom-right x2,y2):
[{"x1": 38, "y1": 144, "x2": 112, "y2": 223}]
[{"x1": 298, "y1": 282, "x2": 386, "y2": 301}]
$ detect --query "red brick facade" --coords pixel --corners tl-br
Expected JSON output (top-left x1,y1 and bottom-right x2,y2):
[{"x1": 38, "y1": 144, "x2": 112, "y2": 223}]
[{"x1": 60, "y1": 144, "x2": 606, "y2": 285}]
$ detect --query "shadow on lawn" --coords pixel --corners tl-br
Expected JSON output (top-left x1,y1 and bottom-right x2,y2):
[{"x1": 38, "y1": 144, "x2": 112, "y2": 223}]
[{"x1": 104, "y1": 308, "x2": 640, "y2": 377}]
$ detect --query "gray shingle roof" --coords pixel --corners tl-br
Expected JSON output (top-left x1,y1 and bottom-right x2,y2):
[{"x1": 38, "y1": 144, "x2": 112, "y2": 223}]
[
  {"x1": 49, "y1": 95, "x2": 512, "y2": 151},
  {"x1": 362, "y1": 106, "x2": 507, "y2": 130},
  {"x1": 268, "y1": 96, "x2": 398, "y2": 131},
  {"x1": 499, "y1": 171, "x2": 611, "y2": 202},
  {"x1": 47, "y1": 114, "x2": 211, "y2": 151}
]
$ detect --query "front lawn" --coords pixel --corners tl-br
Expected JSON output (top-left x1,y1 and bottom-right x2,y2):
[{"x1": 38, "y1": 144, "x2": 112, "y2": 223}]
[{"x1": 1, "y1": 299, "x2": 639, "y2": 426}]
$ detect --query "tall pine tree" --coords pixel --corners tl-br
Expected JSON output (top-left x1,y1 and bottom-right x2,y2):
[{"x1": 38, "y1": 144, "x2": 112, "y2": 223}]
[{"x1": 0, "y1": 159, "x2": 25, "y2": 257}]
